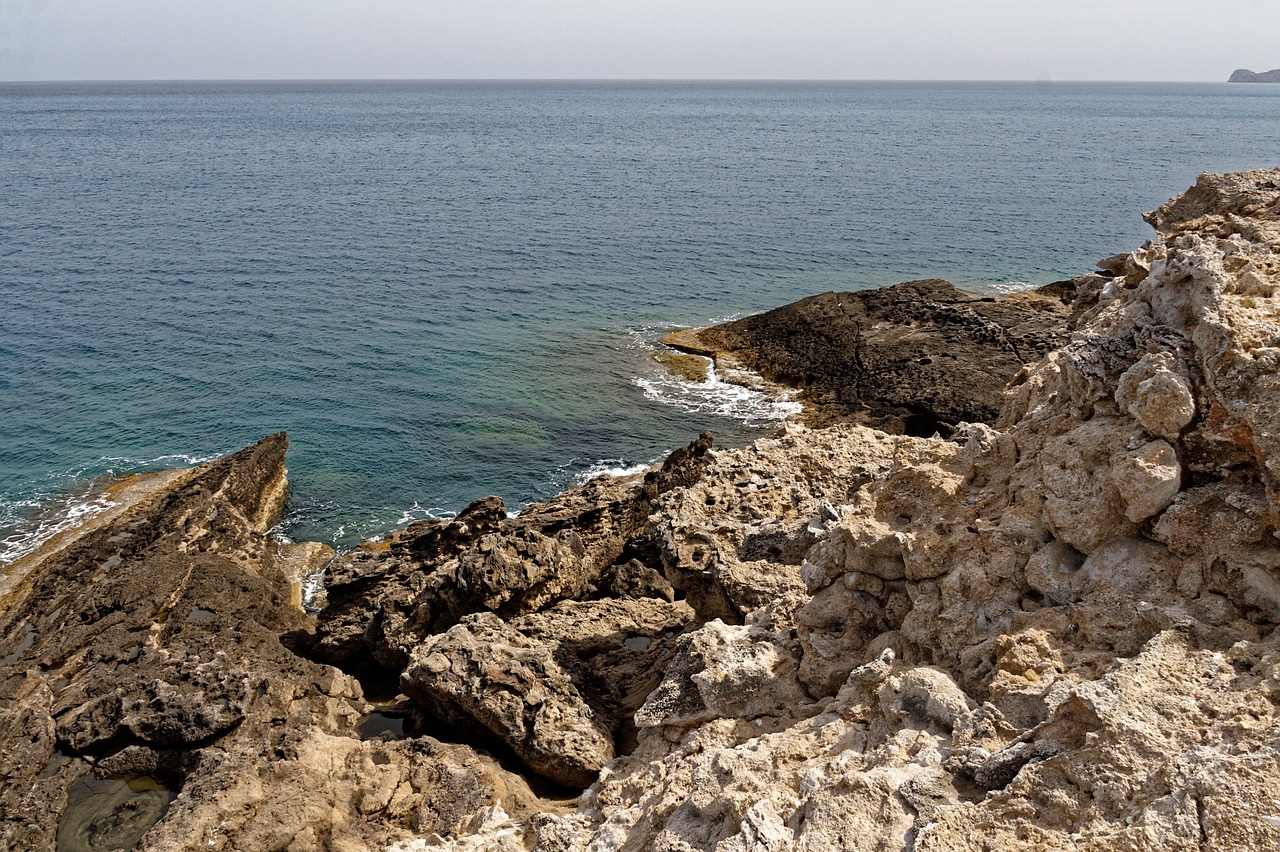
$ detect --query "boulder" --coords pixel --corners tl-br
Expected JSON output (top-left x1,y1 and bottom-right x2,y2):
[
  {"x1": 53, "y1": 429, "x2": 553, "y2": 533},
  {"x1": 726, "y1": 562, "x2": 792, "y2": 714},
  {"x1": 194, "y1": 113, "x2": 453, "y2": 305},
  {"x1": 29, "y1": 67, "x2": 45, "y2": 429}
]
[{"x1": 400, "y1": 613, "x2": 614, "y2": 788}]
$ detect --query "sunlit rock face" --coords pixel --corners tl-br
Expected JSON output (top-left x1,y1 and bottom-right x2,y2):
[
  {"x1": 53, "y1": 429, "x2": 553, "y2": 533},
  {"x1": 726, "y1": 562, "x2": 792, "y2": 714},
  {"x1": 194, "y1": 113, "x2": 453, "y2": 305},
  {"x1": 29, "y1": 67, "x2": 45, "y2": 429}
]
[
  {"x1": 3, "y1": 170, "x2": 1278, "y2": 852},
  {"x1": 436, "y1": 171, "x2": 1280, "y2": 851}
]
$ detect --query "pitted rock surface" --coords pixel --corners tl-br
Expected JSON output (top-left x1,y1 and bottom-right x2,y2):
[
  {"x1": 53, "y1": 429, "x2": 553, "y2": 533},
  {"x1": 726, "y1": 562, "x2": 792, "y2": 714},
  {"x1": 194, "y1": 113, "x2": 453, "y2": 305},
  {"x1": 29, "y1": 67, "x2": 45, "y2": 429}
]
[
  {"x1": 401, "y1": 612, "x2": 615, "y2": 788},
  {"x1": 6, "y1": 170, "x2": 1280, "y2": 852}
]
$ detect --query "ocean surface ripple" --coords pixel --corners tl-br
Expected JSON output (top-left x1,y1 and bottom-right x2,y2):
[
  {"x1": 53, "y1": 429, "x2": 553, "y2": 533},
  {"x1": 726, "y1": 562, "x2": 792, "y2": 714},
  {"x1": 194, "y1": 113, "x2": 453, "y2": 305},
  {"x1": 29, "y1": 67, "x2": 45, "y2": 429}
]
[{"x1": 2, "y1": 80, "x2": 1277, "y2": 553}]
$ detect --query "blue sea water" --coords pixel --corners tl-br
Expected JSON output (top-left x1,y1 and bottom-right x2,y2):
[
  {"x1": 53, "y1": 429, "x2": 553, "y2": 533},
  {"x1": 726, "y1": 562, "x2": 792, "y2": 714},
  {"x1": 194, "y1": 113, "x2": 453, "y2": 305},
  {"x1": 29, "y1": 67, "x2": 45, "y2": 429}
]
[{"x1": 2, "y1": 80, "x2": 1278, "y2": 557}]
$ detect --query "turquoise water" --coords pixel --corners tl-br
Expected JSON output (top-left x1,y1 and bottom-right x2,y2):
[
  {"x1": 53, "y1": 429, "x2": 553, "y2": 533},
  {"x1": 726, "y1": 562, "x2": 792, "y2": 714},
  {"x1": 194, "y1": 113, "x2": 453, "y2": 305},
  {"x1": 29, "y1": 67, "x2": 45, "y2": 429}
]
[{"x1": 2, "y1": 80, "x2": 1278, "y2": 555}]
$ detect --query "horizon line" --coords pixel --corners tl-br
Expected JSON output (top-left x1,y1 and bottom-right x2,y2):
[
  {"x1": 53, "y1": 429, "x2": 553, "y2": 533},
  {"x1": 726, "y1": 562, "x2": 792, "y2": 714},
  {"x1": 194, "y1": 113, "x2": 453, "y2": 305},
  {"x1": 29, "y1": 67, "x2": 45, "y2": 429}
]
[{"x1": 0, "y1": 76, "x2": 1253, "y2": 86}]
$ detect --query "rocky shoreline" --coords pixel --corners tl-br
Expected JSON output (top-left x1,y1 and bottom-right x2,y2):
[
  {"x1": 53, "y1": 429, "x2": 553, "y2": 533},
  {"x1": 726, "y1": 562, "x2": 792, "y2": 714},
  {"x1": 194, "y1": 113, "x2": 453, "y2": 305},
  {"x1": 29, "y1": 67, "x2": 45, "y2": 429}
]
[
  {"x1": 2, "y1": 169, "x2": 1279, "y2": 850},
  {"x1": 659, "y1": 278, "x2": 1082, "y2": 433}
]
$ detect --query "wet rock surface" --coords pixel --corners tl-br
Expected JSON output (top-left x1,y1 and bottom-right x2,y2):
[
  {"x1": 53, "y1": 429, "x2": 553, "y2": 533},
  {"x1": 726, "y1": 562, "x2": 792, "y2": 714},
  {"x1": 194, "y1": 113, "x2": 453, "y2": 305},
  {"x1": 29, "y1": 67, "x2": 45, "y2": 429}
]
[
  {"x1": 662, "y1": 278, "x2": 1077, "y2": 433},
  {"x1": 3, "y1": 169, "x2": 1279, "y2": 851}
]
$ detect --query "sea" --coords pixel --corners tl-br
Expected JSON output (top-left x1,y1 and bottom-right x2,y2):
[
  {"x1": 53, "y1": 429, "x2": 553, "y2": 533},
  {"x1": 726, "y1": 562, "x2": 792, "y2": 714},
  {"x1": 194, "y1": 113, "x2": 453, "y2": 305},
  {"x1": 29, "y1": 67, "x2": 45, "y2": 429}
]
[{"x1": 2, "y1": 80, "x2": 1278, "y2": 560}]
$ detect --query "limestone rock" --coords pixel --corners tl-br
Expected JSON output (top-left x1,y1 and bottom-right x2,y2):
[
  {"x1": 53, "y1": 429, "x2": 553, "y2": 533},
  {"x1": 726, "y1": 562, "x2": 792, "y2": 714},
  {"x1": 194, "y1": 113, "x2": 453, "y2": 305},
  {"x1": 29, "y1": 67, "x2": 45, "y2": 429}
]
[
  {"x1": 10, "y1": 168, "x2": 1280, "y2": 852},
  {"x1": 634, "y1": 619, "x2": 806, "y2": 729},
  {"x1": 1115, "y1": 352, "x2": 1196, "y2": 440},
  {"x1": 0, "y1": 435, "x2": 539, "y2": 852},
  {"x1": 1111, "y1": 439, "x2": 1181, "y2": 522},
  {"x1": 400, "y1": 613, "x2": 615, "y2": 788},
  {"x1": 304, "y1": 433, "x2": 715, "y2": 671},
  {"x1": 427, "y1": 168, "x2": 1280, "y2": 852},
  {"x1": 510, "y1": 597, "x2": 695, "y2": 727}
]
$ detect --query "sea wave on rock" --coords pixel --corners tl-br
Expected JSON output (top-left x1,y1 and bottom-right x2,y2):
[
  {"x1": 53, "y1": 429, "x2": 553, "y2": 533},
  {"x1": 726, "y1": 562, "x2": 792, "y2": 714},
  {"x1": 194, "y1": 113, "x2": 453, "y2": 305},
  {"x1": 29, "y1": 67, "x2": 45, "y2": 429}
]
[
  {"x1": 2, "y1": 169, "x2": 1279, "y2": 851},
  {"x1": 660, "y1": 277, "x2": 1079, "y2": 434}
]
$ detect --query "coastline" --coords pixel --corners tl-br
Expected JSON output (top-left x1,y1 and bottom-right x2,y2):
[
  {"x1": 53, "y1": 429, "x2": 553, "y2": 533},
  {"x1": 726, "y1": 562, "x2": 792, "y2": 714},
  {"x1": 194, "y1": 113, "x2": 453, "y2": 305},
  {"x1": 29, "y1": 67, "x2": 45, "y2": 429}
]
[
  {"x1": 2, "y1": 170, "x2": 1279, "y2": 850},
  {"x1": 0, "y1": 467, "x2": 197, "y2": 616},
  {"x1": 659, "y1": 277, "x2": 1080, "y2": 433}
]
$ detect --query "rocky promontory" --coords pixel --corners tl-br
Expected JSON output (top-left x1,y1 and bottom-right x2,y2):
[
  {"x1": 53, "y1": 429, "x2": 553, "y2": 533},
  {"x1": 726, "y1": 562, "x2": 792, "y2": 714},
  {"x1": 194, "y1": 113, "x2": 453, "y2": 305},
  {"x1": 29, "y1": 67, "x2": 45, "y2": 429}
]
[
  {"x1": 2, "y1": 169, "x2": 1279, "y2": 850},
  {"x1": 660, "y1": 278, "x2": 1080, "y2": 433},
  {"x1": 1229, "y1": 68, "x2": 1280, "y2": 83}
]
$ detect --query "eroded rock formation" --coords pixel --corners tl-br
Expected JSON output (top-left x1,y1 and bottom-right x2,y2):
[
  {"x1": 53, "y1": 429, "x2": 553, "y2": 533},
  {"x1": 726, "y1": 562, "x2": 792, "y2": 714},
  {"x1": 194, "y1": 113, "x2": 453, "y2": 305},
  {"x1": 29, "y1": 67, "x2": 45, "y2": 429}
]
[
  {"x1": 2, "y1": 169, "x2": 1278, "y2": 851},
  {"x1": 405, "y1": 170, "x2": 1280, "y2": 849},
  {"x1": 0, "y1": 436, "x2": 546, "y2": 851}
]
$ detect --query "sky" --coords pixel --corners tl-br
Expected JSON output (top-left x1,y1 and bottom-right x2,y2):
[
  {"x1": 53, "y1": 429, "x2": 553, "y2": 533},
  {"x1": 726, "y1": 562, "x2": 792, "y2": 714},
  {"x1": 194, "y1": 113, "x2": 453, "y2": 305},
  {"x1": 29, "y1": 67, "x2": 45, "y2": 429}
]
[{"x1": 2, "y1": 0, "x2": 1278, "y2": 83}]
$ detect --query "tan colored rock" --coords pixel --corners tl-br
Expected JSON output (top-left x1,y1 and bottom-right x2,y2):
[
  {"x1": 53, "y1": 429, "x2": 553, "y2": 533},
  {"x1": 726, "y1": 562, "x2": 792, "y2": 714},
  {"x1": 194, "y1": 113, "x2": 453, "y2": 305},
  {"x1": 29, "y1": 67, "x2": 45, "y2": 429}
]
[
  {"x1": 1111, "y1": 439, "x2": 1181, "y2": 522},
  {"x1": 400, "y1": 613, "x2": 615, "y2": 788},
  {"x1": 1039, "y1": 417, "x2": 1144, "y2": 551},
  {"x1": 420, "y1": 168, "x2": 1280, "y2": 852},
  {"x1": 1115, "y1": 352, "x2": 1197, "y2": 440},
  {"x1": 0, "y1": 435, "x2": 545, "y2": 852},
  {"x1": 634, "y1": 620, "x2": 806, "y2": 729},
  {"x1": 511, "y1": 597, "x2": 695, "y2": 730},
  {"x1": 13, "y1": 170, "x2": 1280, "y2": 852}
]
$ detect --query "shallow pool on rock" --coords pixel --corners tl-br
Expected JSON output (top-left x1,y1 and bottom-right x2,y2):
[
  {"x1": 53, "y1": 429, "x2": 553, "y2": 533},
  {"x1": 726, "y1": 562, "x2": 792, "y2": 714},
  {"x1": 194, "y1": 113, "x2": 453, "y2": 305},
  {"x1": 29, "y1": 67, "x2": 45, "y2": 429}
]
[
  {"x1": 357, "y1": 710, "x2": 407, "y2": 740},
  {"x1": 56, "y1": 775, "x2": 177, "y2": 852}
]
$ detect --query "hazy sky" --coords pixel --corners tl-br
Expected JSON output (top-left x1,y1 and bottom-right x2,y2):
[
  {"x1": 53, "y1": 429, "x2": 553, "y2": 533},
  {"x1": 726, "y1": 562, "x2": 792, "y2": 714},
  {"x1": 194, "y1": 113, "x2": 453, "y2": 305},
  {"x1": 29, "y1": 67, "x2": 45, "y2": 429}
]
[{"x1": 3, "y1": 0, "x2": 1278, "y2": 82}]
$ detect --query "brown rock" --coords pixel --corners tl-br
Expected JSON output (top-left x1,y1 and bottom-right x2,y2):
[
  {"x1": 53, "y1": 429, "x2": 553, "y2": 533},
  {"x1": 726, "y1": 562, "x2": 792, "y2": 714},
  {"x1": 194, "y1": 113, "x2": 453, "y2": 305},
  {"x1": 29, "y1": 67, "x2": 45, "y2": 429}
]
[
  {"x1": 304, "y1": 433, "x2": 714, "y2": 672},
  {"x1": 662, "y1": 279, "x2": 1073, "y2": 433},
  {"x1": 0, "y1": 435, "x2": 541, "y2": 851}
]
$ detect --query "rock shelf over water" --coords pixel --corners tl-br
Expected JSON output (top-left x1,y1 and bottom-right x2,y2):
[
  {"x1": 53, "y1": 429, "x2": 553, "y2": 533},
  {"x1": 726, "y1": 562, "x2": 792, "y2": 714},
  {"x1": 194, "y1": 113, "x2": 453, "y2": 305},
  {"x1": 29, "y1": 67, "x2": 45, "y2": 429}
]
[
  {"x1": 2, "y1": 169, "x2": 1280, "y2": 850},
  {"x1": 660, "y1": 278, "x2": 1078, "y2": 434}
]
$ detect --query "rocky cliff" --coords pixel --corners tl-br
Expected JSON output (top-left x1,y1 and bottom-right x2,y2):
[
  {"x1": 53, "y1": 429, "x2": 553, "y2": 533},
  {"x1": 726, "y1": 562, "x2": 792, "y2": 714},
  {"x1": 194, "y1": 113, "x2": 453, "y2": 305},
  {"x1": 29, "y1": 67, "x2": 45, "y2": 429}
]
[{"x1": 2, "y1": 169, "x2": 1278, "y2": 851}]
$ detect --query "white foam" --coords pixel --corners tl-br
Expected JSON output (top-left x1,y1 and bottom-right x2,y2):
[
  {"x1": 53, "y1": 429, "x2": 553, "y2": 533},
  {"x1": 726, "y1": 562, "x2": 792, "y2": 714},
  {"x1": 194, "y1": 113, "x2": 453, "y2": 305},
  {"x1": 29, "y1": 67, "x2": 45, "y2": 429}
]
[
  {"x1": 97, "y1": 451, "x2": 221, "y2": 466},
  {"x1": 0, "y1": 490, "x2": 115, "y2": 566},
  {"x1": 543, "y1": 453, "x2": 664, "y2": 497},
  {"x1": 636, "y1": 358, "x2": 802, "y2": 427},
  {"x1": 574, "y1": 460, "x2": 651, "y2": 483},
  {"x1": 0, "y1": 449, "x2": 226, "y2": 567},
  {"x1": 301, "y1": 564, "x2": 329, "y2": 611},
  {"x1": 394, "y1": 502, "x2": 457, "y2": 525},
  {"x1": 983, "y1": 280, "x2": 1039, "y2": 295}
]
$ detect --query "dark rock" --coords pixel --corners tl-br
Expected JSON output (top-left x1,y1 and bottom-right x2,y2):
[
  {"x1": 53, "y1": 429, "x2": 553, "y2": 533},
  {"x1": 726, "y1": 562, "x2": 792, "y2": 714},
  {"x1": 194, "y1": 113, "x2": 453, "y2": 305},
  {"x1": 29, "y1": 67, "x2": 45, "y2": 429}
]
[
  {"x1": 662, "y1": 280, "x2": 1073, "y2": 432},
  {"x1": 306, "y1": 433, "x2": 716, "y2": 672},
  {"x1": 594, "y1": 559, "x2": 676, "y2": 602},
  {"x1": 297, "y1": 495, "x2": 515, "y2": 670},
  {"x1": 0, "y1": 434, "x2": 352, "y2": 849},
  {"x1": 972, "y1": 740, "x2": 1060, "y2": 790},
  {"x1": 1228, "y1": 68, "x2": 1280, "y2": 83}
]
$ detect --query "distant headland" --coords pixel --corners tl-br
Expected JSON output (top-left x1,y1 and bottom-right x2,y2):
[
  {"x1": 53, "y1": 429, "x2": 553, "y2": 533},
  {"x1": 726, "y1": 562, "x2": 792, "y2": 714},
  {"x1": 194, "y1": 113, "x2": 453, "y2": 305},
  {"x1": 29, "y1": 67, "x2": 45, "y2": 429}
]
[{"x1": 1229, "y1": 68, "x2": 1280, "y2": 82}]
